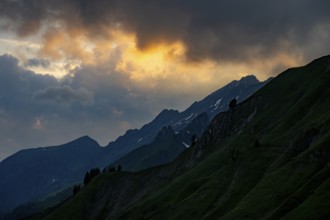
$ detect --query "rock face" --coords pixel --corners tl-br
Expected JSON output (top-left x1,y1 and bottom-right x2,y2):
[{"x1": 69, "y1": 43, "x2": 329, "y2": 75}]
[
  {"x1": 112, "y1": 113, "x2": 210, "y2": 171},
  {"x1": 103, "y1": 109, "x2": 181, "y2": 163},
  {"x1": 43, "y1": 56, "x2": 330, "y2": 220},
  {"x1": 111, "y1": 126, "x2": 184, "y2": 171},
  {"x1": 155, "y1": 126, "x2": 176, "y2": 141},
  {"x1": 103, "y1": 75, "x2": 269, "y2": 169},
  {"x1": 104, "y1": 75, "x2": 269, "y2": 163}
]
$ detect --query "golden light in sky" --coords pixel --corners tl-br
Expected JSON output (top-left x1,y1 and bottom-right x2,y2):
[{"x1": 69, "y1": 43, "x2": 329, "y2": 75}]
[
  {"x1": 0, "y1": 18, "x2": 309, "y2": 108},
  {"x1": 14, "y1": 26, "x2": 299, "y2": 93},
  {"x1": 1, "y1": 23, "x2": 304, "y2": 92},
  {"x1": 0, "y1": 0, "x2": 329, "y2": 161}
]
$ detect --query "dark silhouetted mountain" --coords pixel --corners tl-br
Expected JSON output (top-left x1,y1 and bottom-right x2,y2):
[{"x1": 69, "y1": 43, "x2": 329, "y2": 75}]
[
  {"x1": 103, "y1": 109, "x2": 181, "y2": 163},
  {"x1": 2, "y1": 187, "x2": 72, "y2": 220},
  {"x1": 111, "y1": 126, "x2": 185, "y2": 171},
  {"x1": 0, "y1": 75, "x2": 269, "y2": 216},
  {"x1": 171, "y1": 75, "x2": 271, "y2": 131},
  {"x1": 104, "y1": 75, "x2": 269, "y2": 163},
  {"x1": 0, "y1": 136, "x2": 104, "y2": 214},
  {"x1": 105, "y1": 76, "x2": 268, "y2": 171},
  {"x1": 112, "y1": 113, "x2": 209, "y2": 171},
  {"x1": 42, "y1": 56, "x2": 330, "y2": 220}
]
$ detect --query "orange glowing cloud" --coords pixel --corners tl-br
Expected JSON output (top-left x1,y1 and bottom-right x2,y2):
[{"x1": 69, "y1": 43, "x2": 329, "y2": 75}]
[
  {"x1": 40, "y1": 27, "x2": 94, "y2": 63},
  {"x1": 116, "y1": 40, "x2": 186, "y2": 81},
  {"x1": 19, "y1": 24, "x2": 305, "y2": 95}
]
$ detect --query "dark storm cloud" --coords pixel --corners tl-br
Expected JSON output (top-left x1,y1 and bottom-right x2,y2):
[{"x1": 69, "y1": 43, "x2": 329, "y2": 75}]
[
  {"x1": 0, "y1": 54, "x2": 186, "y2": 160},
  {"x1": 1, "y1": 0, "x2": 330, "y2": 62},
  {"x1": 61, "y1": 64, "x2": 166, "y2": 122},
  {"x1": 1, "y1": 0, "x2": 330, "y2": 160},
  {"x1": 0, "y1": 54, "x2": 57, "y2": 114},
  {"x1": 34, "y1": 86, "x2": 94, "y2": 105},
  {"x1": 0, "y1": 54, "x2": 58, "y2": 158},
  {"x1": 25, "y1": 58, "x2": 50, "y2": 68}
]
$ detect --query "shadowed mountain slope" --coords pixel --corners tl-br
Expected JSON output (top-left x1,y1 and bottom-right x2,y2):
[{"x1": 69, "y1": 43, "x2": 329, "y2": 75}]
[
  {"x1": 103, "y1": 75, "x2": 269, "y2": 163},
  {"x1": 0, "y1": 75, "x2": 268, "y2": 216},
  {"x1": 44, "y1": 55, "x2": 330, "y2": 220},
  {"x1": 111, "y1": 112, "x2": 210, "y2": 171},
  {"x1": 0, "y1": 136, "x2": 103, "y2": 214}
]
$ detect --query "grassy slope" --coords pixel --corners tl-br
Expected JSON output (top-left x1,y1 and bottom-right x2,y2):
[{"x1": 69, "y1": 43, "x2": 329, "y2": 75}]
[
  {"x1": 112, "y1": 137, "x2": 185, "y2": 171},
  {"x1": 45, "y1": 56, "x2": 330, "y2": 220}
]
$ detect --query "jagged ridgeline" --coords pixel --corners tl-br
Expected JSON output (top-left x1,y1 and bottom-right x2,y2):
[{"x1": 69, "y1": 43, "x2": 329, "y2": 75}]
[
  {"x1": 0, "y1": 74, "x2": 266, "y2": 218},
  {"x1": 22, "y1": 56, "x2": 330, "y2": 219}
]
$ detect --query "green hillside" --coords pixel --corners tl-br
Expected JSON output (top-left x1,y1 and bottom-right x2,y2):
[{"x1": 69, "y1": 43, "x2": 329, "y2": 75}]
[{"x1": 43, "y1": 56, "x2": 330, "y2": 220}]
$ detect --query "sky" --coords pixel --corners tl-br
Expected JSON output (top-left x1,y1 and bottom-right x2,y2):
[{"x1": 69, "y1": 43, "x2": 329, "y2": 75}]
[{"x1": 0, "y1": 0, "x2": 330, "y2": 161}]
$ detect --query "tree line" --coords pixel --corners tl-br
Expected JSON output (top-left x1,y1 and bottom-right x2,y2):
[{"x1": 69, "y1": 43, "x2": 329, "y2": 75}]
[{"x1": 72, "y1": 165, "x2": 122, "y2": 195}]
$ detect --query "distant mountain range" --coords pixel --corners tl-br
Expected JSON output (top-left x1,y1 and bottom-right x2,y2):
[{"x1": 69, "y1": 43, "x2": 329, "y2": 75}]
[
  {"x1": 104, "y1": 75, "x2": 270, "y2": 164},
  {"x1": 40, "y1": 55, "x2": 330, "y2": 220},
  {"x1": 110, "y1": 75, "x2": 271, "y2": 171},
  {"x1": 0, "y1": 75, "x2": 269, "y2": 216}
]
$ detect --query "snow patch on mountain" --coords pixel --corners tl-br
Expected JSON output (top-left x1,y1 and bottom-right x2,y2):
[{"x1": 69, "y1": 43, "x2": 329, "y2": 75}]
[
  {"x1": 210, "y1": 98, "x2": 223, "y2": 113},
  {"x1": 184, "y1": 113, "x2": 197, "y2": 121},
  {"x1": 173, "y1": 113, "x2": 197, "y2": 126}
]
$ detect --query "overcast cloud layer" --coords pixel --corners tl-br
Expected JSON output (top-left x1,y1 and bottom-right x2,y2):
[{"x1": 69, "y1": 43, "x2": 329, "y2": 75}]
[
  {"x1": 0, "y1": 54, "x2": 197, "y2": 160},
  {"x1": 1, "y1": 0, "x2": 330, "y2": 62},
  {"x1": 0, "y1": 0, "x2": 330, "y2": 160}
]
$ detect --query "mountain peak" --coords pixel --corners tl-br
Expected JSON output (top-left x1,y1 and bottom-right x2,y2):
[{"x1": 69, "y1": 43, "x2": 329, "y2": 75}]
[
  {"x1": 68, "y1": 135, "x2": 99, "y2": 147},
  {"x1": 226, "y1": 75, "x2": 260, "y2": 88},
  {"x1": 157, "y1": 109, "x2": 180, "y2": 117},
  {"x1": 151, "y1": 109, "x2": 180, "y2": 126},
  {"x1": 238, "y1": 75, "x2": 259, "y2": 84},
  {"x1": 76, "y1": 135, "x2": 94, "y2": 141}
]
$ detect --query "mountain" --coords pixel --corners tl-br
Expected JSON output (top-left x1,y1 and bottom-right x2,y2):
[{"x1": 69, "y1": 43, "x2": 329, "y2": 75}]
[
  {"x1": 111, "y1": 113, "x2": 209, "y2": 171},
  {"x1": 111, "y1": 126, "x2": 185, "y2": 171},
  {"x1": 171, "y1": 75, "x2": 271, "y2": 130},
  {"x1": 0, "y1": 136, "x2": 104, "y2": 214},
  {"x1": 2, "y1": 187, "x2": 73, "y2": 220},
  {"x1": 0, "y1": 75, "x2": 268, "y2": 216},
  {"x1": 104, "y1": 75, "x2": 269, "y2": 163},
  {"x1": 103, "y1": 109, "x2": 181, "y2": 163},
  {"x1": 42, "y1": 55, "x2": 330, "y2": 220}
]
